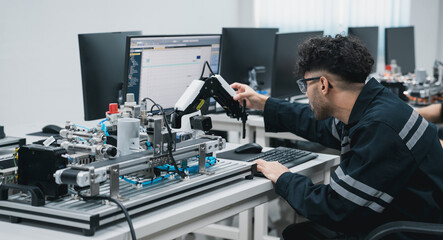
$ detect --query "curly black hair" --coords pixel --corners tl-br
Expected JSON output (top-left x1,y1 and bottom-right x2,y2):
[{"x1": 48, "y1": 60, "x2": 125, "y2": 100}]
[{"x1": 297, "y1": 34, "x2": 374, "y2": 83}]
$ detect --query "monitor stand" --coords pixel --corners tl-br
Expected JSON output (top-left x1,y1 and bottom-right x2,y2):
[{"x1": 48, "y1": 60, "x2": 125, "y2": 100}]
[{"x1": 248, "y1": 66, "x2": 266, "y2": 91}]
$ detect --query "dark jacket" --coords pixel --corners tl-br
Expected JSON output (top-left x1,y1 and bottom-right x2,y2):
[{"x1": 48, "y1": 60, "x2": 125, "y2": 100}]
[{"x1": 264, "y1": 78, "x2": 443, "y2": 235}]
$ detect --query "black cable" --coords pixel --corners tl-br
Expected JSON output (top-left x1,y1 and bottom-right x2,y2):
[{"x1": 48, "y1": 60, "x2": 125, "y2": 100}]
[
  {"x1": 242, "y1": 99, "x2": 247, "y2": 139},
  {"x1": 206, "y1": 61, "x2": 215, "y2": 76},
  {"x1": 141, "y1": 98, "x2": 186, "y2": 178},
  {"x1": 199, "y1": 61, "x2": 207, "y2": 80},
  {"x1": 199, "y1": 61, "x2": 215, "y2": 80},
  {"x1": 79, "y1": 194, "x2": 136, "y2": 240},
  {"x1": 142, "y1": 97, "x2": 163, "y2": 113},
  {"x1": 161, "y1": 108, "x2": 186, "y2": 178},
  {"x1": 150, "y1": 104, "x2": 157, "y2": 113}
]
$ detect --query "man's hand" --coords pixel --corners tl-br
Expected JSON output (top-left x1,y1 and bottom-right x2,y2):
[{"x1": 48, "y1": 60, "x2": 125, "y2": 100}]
[
  {"x1": 231, "y1": 82, "x2": 269, "y2": 110},
  {"x1": 254, "y1": 159, "x2": 290, "y2": 183}
]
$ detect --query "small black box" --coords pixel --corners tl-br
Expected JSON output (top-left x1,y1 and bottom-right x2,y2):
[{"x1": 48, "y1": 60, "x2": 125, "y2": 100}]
[
  {"x1": 18, "y1": 144, "x2": 68, "y2": 198},
  {"x1": 0, "y1": 125, "x2": 5, "y2": 139},
  {"x1": 380, "y1": 81, "x2": 408, "y2": 102},
  {"x1": 190, "y1": 116, "x2": 212, "y2": 132}
]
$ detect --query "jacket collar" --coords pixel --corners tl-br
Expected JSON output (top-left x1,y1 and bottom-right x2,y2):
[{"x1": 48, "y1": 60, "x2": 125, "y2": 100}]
[{"x1": 347, "y1": 78, "x2": 384, "y2": 126}]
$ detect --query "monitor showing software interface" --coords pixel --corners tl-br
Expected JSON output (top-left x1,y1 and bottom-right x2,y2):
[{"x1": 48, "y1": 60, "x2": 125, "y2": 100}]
[{"x1": 125, "y1": 35, "x2": 221, "y2": 111}]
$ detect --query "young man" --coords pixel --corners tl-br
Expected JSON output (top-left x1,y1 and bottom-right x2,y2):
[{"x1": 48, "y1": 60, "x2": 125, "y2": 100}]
[{"x1": 231, "y1": 35, "x2": 443, "y2": 239}]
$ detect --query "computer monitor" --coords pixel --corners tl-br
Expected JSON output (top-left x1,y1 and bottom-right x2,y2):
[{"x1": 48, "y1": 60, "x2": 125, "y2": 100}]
[
  {"x1": 220, "y1": 28, "x2": 279, "y2": 92},
  {"x1": 385, "y1": 26, "x2": 416, "y2": 75},
  {"x1": 348, "y1": 26, "x2": 378, "y2": 73},
  {"x1": 271, "y1": 31, "x2": 324, "y2": 99},
  {"x1": 124, "y1": 34, "x2": 221, "y2": 112},
  {"x1": 78, "y1": 31, "x2": 142, "y2": 121}
]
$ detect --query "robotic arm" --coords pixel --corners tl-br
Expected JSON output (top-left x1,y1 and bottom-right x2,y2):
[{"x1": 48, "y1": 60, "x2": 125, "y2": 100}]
[{"x1": 171, "y1": 75, "x2": 248, "y2": 138}]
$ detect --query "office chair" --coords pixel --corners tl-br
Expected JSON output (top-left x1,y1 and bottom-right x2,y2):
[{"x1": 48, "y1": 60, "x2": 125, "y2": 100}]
[{"x1": 365, "y1": 221, "x2": 443, "y2": 240}]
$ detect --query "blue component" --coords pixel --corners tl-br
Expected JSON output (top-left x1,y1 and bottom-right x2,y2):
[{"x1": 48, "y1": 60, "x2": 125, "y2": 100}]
[
  {"x1": 120, "y1": 157, "x2": 218, "y2": 187},
  {"x1": 155, "y1": 157, "x2": 216, "y2": 173},
  {"x1": 98, "y1": 119, "x2": 109, "y2": 143},
  {"x1": 101, "y1": 123, "x2": 109, "y2": 137},
  {"x1": 99, "y1": 118, "x2": 108, "y2": 125},
  {"x1": 120, "y1": 176, "x2": 138, "y2": 185},
  {"x1": 176, "y1": 131, "x2": 192, "y2": 143},
  {"x1": 141, "y1": 173, "x2": 172, "y2": 186}
]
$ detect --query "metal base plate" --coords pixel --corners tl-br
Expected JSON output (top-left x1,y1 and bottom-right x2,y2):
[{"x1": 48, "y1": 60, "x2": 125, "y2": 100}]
[{"x1": 0, "y1": 159, "x2": 254, "y2": 235}]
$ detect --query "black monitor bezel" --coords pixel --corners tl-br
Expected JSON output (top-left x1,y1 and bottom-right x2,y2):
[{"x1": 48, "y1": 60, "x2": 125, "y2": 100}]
[
  {"x1": 348, "y1": 26, "x2": 379, "y2": 73},
  {"x1": 219, "y1": 27, "x2": 279, "y2": 91},
  {"x1": 270, "y1": 31, "x2": 324, "y2": 100},
  {"x1": 78, "y1": 31, "x2": 142, "y2": 121},
  {"x1": 384, "y1": 26, "x2": 416, "y2": 75}
]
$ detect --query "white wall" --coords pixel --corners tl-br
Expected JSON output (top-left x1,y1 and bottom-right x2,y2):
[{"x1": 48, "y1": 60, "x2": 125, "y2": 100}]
[
  {"x1": 0, "y1": 0, "x2": 243, "y2": 133},
  {"x1": 410, "y1": 0, "x2": 441, "y2": 75},
  {"x1": 1, "y1": 0, "x2": 442, "y2": 135},
  {"x1": 437, "y1": 1, "x2": 443, "y2": 62}
]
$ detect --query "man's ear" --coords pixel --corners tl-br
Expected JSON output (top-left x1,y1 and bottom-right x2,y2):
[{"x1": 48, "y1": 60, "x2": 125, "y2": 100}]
[{"x1": 320, "y1": 77, "x2": 329, "y2": 94}]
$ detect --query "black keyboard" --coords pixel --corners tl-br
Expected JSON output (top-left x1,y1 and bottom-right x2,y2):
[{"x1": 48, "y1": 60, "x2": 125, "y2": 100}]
[{"x1": 245, "y1": 146, "x2": 318, "y2": 169}]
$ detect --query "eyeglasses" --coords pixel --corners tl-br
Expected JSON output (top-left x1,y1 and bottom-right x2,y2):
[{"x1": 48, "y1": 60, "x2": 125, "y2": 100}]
[{"x1": 296, "y1": 76, "x2": 333, "y2": 94}]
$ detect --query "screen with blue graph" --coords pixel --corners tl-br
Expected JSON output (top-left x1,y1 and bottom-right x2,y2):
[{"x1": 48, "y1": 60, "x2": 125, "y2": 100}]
[{"x1": 124, "y1": 34, "x2": 221, "y2": 111}]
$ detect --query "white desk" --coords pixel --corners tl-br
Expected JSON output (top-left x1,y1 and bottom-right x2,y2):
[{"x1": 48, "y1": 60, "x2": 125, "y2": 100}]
[
  {"x1": 209, "y1": 113, "x2": 258, "y2": 144},
  {"x1": 0, "y1": 140, "x2": 339, "y2": 240},
  {"x1": 209, "y1": 113, "x2": 308, "y2": 147}
]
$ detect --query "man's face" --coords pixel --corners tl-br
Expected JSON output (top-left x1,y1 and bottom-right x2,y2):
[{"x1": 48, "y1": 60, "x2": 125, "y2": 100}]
[{"x1": 306, "y1": 75, "x2": 331, "y2": 120}]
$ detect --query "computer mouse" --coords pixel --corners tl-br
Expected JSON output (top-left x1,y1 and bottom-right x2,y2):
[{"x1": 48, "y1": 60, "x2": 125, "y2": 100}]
[
  {"x1": 234, "y1": 142, "x2": 263, "y2": 154},
  {"x1": 42, "y1": 124, "x2": 62, "y2": 134}
]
